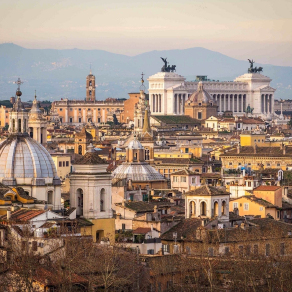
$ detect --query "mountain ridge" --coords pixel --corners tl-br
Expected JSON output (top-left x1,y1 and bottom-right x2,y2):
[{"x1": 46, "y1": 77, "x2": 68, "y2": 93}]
[{"x1": 0, "y1": 43, "x2": 291, "y2": 101}]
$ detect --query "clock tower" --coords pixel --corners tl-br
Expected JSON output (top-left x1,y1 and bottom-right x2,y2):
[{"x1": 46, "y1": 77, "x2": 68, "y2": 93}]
[{"x1": 86, "y1": 70, "x2": 96, "y2": 101}]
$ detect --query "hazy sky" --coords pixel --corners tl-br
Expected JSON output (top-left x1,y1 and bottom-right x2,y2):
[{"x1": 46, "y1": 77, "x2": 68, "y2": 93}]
[{"x1": 1, "y1": 0, "x2": 292, "y2": 66}]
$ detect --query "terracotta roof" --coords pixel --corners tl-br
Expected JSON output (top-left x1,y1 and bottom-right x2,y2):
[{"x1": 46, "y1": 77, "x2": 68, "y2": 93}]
[
  {"x1": 74, "y1": 151, "x2": 107, "y2": 165},
  {"x1": 221, "y1": 146, "x2": 292, "y2": 157},
  {"x1": 133, "y1": 227, "x2": 151, "y2": 234},
  {"x1": 39, "y1": 222, "x2": 55, "y2": 228},
  {"x1": 240, "y1": 195, "x2": 277, "y2": 208},
  {"x1": 0, "y1": 209, "x2": 45, "y2": 221},
  {"x1": 161, "y1": 219, "x2": 202, "y2": 241},
  {"x1": 240, "y1": 117, "x2": 265, "y2": 124},
  {"x1": 254, "y1": 185, "x2": 282, "y2": 191},
  {"x1": 116, "y1": 201, "x2": 173, "y2": 213},
  {"x1": 201, "y1": 173, "x2": 221, "y2": 178},
  {"x1": 154, "y1": 158, "x2": 203, "y2": 165},
  {"x1": 171, "y1": 169, "x2": 199, "y2": 176},
  {"x1": 75, "y1": 127, "x2": 93, "y2": 139},
  {"x1": 185, "y1": 185, "x2": 229, "y2": 197}
]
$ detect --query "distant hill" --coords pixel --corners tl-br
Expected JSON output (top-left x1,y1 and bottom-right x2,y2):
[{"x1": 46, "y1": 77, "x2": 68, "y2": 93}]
[{"x1": 0, "y1": 43, "x2": 291, "y2": 101}]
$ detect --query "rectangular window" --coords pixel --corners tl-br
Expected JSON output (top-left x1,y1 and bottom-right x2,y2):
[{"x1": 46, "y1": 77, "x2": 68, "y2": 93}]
[
  {"x1": 266, "y1": 244, "x2": 270, "y2": 256},
  {"x1": 198, "y1": 112, "x2": 202, "y2": 119},
  {"x1": 254, "y1": 245, "x2": 258, "y2": 255},
  {"x1": 66, "y1": 161, "x2": 69, "y2": 167},
  {"x1": 173, "y1": 176, "x2": 178, "y2": 182},
  {"x1": 192, "y1": 177, "x2": 196, "y2": 184},
  {"x1": 163, "y1": 244, "x2": 170, "y2": 253},
  {"x1": 79, "y1": 118, "x2": 81, "y2": 123},
  {"x1": 248, "y1": 182, "x2": 251, "y2": 187},
  {"x1": 122, "y1": 224, "x2": 125, "y2": 230},
  {"x1": 60, "y1": 118, "x2": 63, "y2": 123},
  {"x1": 69, "y1": 118, "x2": 73, "y2": 123},
  {"x1": 181, "y1": 176, "x2": 186, "y2": 182},
  {"x1": 246, "y1": 245, "x2": 251, "y2": 256},
  {"x1": 59, "y1": 161, "x2": 62, "y2": 167},
  {"x1": 244, "y1": 203, "x2": 249, "y2": 211},
  {"x1": 260, "y1": 207, "x2": 263, "y2": 211},
  {"x1": 63, "y1": 161, "x2": 65, "y2": 167}
]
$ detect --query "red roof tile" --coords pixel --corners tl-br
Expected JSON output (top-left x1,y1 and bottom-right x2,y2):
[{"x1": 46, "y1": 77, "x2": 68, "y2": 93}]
[{"x1": 254, "y1": 186, "x2": 282, "y2": 191}]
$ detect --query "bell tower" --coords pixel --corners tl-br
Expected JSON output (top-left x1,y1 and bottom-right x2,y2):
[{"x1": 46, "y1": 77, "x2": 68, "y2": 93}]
[
  {"x1": 9, "y1": 78, "x2": 29, "y2": 135},
  {"x1": 86, "y1": 69, "x2": 96, "y2": 102}
]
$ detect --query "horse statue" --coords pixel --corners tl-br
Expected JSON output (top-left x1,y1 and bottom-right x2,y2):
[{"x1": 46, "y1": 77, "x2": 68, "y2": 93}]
[
  {"x1": 168, "y1": 65, "x2": 176, "y2": 72},
  {"x1": 160, "y1": 57, "x2": 176, "y2": 72},
  {"x1": 255, "y1": 66, "x2": 263, "y2": 73}
]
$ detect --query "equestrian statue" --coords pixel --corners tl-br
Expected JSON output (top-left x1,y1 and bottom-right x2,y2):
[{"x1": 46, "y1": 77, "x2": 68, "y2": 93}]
[{"x1": 160, "y1": 57, "x2": 176, "y2": 72}]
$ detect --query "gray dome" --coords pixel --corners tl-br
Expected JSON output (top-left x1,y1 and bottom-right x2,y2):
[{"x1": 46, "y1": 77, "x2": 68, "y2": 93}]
[
  {"x1": 128, "y1": 137, "x2": 143, "y2": 149},
  {"x1": 112, "y1": 162, "x2": 165, "y2": 182},
  {"x1": 188, "y1": 81, "x2": 213, "y2": 104},
  {"x1": 0, "y1": 135, "x2": 58, "y2": 180}
]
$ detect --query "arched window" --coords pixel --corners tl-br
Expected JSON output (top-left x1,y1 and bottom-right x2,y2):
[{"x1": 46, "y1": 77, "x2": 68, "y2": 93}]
[
  {"x1": 18, "y1": 119, "x2": 21, "y2": 132},
  {"x1": 222, "y1": 201, "x2": 226, "y2": 215},
  {"x1": 100, "y1": 188, "x2": 105, "y2": 211},
  {"x1": 189, "y1": 201, "x2": 196, "y2": 218},
  {"x1": 200, "y1": 201, "x2": 207, "y2": 216},
  {"x1": 145, "y1": 149, "x2": 150, "y2": 160},
  {"x1": 47, "y1": 191, "x2": 53, "y2": 204},
  {"x1": 78, "y1": 145, "x2": 82, "y2": 155},
  {"x1": 214, "y1": 201, "x2": 219, "y2": 216},
  {"x1": 76, "y1": 188, "x2": 83, "y2": 216}
]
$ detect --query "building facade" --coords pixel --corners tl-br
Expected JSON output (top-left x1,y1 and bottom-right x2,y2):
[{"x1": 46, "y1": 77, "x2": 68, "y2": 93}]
[
  {"x1": 51, "y1": 72, "x2": 124, "y2": 125},
  {"x1": 148, "y1": 69, "x2": 276, "y2": 118}
]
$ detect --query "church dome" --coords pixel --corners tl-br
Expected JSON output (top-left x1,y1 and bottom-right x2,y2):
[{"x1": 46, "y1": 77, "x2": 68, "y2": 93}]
[
  {"x1": 128, "y1": 137, "x2": 143, "y2": 149},
  {"x1": 0, "y1": 134, "x2": 58, "y2": 183},
  {"x1": 188, "y1": 81, "x2": 213, "y2": 104},
  {"x1": 112, "y1": 162, "x2": 165, "y2": 182}
]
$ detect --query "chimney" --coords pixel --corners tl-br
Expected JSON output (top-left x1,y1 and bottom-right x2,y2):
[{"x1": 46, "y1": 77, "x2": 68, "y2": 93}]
[
  {"x1": 233, "y1": 207, "x2": 239, "y2": 215},
  {"x1": 11, "y1": 205, "x2": 15, "y2": 212},
  {"x1": 237, "y1": 144, "x2": 241, "y2": 154},
  {"x1": 7, "y1": 208, "x2": 11, "y2": 221},
  {"x1": 283, "y1": 145, "x2": 286, "y2": 155},
  {"x1": 116, "y1": 213, "x2": 121, "y2": 219}
]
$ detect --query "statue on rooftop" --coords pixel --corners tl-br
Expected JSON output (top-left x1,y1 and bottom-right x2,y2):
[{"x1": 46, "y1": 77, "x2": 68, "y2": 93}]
[
  {"x1": 160, "y1": 57, "x2": 176, "y2": 72},
  {"x1": 248, "y1": 59, "x2": 263, "y2": 73}
]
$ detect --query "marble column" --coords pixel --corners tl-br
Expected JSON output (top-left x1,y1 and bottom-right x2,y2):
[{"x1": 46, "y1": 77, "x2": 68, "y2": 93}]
[
  {"x1": 264, "y1": 95, "x2": 266, "y2": 114},
  {"x1": 241, "y1": 95, "x2": 244, "y2": 113},
  {"x1": 236, "y1": 95, "x2": 239, "y2": 112}
]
